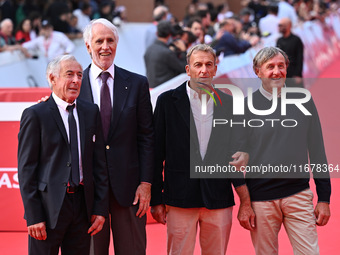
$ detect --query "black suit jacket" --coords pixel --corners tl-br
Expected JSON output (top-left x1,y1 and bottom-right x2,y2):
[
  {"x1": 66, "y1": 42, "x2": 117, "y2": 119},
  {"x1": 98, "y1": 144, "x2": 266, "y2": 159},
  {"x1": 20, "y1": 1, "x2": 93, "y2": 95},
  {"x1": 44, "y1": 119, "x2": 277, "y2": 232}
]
[
  {"x1": 151, "y1": 82, "x2": 245, "y2": 209},
  {"x1": 18, "y1": 96, "x2": 108, "y2": 229},
  {"x1": 79, "y1": 65, "x2": 154, "y2": 207}
]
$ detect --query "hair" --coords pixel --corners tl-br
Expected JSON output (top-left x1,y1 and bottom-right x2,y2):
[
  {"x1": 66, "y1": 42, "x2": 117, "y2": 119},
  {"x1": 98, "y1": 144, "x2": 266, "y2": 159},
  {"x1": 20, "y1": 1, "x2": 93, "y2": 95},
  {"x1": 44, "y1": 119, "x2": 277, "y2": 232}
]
[
  {"x1": 157, "y1": 20, "x2": 172, "y2": 38},
  {"x1": 253, "y1": 47, "x2": 289, "y2": 74},
  {"x1": 186, "y1": 44, "x2": 216, "y2": 65},
  {"x1": 46, "y1": 54, "x2": 79, "y2": 89},
  {"x1": 153, "y1": 5, "x2": 169, "y2": 22},
  {"x1": 83, "y1": 18, "x2": 119, "y2": 46},
  {"x1": 187, "y1": 17, "x2": 202, "y2": 28},
  {"x1": 0, "y1": 18, "x2": 13, "y2": 29}
]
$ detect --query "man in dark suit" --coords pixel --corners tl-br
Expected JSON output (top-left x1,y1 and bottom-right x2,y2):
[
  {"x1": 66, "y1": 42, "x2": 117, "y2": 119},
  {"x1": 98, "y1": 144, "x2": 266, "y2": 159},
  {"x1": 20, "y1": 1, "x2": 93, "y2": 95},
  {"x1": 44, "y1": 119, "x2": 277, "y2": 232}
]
[
  {"x1": 80, "y1": 19, "x2": 154, "y2": 255},
  {"x1": 144, "y1": 20, "x2": 187, "y2": 88},
  {"x1": 18, "y1": 54, "x2": 109, "y2": 255},
  {"x1": 151, "y1": 44, "x2": 255, "y2": 254}
]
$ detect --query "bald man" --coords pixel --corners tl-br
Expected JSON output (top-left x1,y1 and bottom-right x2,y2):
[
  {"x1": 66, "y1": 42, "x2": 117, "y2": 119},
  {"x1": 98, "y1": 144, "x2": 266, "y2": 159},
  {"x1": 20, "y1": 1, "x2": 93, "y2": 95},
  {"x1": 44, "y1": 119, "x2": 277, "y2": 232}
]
[{"x1": 276, "y1": 17, "x2": 304, "y2": 87}]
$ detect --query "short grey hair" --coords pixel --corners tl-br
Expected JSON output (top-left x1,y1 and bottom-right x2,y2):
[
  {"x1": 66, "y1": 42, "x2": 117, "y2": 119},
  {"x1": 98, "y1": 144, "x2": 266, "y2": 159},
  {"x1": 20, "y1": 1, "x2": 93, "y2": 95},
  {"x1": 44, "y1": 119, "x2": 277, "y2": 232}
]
[
  {"x1": 83, "y1": 18, "x2": 119, "y2": 46},
  {"x1": 253, "y1": 47, "x2": 289, "y2": 74},
  {"x1": 46, "y1": 54, "x2": 80, "y2": 89},
  {"x1": 186, "y1": 44, "x2": 216, "y2": 65},
  {"x1": 0, "y1": 18, "x2": 13, "y2": 29}
]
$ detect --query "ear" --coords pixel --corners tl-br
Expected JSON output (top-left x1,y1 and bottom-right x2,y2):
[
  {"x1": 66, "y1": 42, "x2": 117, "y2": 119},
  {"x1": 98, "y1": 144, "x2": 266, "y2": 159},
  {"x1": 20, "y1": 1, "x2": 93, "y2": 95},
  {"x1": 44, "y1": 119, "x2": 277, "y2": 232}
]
[
  {"x1": 49, "y1": 73, "x2": 56, "y2": 86},
  {"x1": 185, "y1": 65, "x2": 190, "y2": 76},
  {"x1": 85, "y1": 42, "x2": 91, "y2": 55}
]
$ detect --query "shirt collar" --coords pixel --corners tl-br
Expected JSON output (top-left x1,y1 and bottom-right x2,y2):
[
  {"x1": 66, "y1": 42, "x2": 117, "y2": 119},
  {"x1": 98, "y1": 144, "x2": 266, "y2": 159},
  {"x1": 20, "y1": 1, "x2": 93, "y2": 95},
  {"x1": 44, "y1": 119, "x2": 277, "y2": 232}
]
[
  {"x1": 186, "y1": 81, "x2": 214, "y2": 100},
  {"x1": 90, "y1": 61, "x2": 115, "y2": 80},
  {"x1": 259, "y1": 84, "x2": 286, "y2": 101},
  {"x1": 52, "y1": 93, "x2": 76, "y2": 110}
]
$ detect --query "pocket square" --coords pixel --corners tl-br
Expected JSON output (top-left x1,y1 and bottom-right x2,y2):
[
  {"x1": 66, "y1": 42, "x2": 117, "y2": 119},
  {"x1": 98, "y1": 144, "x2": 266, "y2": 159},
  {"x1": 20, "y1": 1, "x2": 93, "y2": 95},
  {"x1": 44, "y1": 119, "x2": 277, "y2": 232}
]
[{"x1": 92, "y1": 135, "x2": 96, "y2": 142}]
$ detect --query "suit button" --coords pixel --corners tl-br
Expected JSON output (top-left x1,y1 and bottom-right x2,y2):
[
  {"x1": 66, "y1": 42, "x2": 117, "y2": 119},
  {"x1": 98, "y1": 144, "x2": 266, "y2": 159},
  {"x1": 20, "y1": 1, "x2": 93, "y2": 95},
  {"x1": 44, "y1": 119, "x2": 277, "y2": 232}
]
[
  {"x1": 67, "y1": 162, "x2": 71, "y2": 167},
  {"x1": 106, "y1": 145, "x2": 110, "y2": 150}
]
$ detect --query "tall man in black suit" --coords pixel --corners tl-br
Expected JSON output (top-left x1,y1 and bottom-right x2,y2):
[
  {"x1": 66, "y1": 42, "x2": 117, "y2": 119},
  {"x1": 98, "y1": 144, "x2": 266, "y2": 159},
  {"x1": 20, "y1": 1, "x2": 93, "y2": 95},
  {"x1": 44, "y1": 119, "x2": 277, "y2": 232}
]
[
  {"x1": 80, "y1": 19, "x2": 154, "y2": 255},
  {"x1": 18, "y1": 54, "x2": 109, "y2": 255},
  {"x1": 151, "y1": 44, "x2": 255, "y2": 254}
]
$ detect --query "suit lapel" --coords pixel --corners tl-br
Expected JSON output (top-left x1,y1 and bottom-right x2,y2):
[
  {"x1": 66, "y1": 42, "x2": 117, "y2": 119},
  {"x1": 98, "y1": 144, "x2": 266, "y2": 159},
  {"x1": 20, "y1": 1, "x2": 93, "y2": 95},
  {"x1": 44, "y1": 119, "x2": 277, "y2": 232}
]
[
  {"x1": 76, "y1": 100, "x2": 86, "y2": 157},
  {"x1": 173, "y1": 83, "x2": 200, "y2": 153},
  {"x1": 48, "y1": 96, "x2": 69, "y2": 146},
  {"x1": 79, "y1": 65, "x2": 95, "y2": 103},
  {"x1": 108, "y1": 66, "x2": 130, "y2": 140}
]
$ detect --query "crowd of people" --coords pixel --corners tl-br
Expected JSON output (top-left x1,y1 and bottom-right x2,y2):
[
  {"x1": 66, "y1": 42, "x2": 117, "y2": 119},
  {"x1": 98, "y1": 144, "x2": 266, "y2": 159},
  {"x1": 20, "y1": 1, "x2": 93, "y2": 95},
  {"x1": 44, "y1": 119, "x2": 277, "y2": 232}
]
[{"x1": 4, "y1": 0, "x2": 337, "y2": 255}]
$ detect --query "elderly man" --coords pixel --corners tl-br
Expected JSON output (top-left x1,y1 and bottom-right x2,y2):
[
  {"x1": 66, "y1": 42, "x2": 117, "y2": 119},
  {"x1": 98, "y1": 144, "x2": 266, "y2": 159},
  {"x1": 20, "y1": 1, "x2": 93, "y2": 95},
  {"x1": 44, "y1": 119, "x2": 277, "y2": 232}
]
[
  {"x1": 236, "y1": 47, "x2": 331, "y2": 255},
  {"x1": 79, "y1": 19, "x2": 154, "y2": 255},
  {"x1": 151, "y1": 44, "x2": 254, "y2": 255},
  {"x1": 18, "y1": 54, "x2": 108, "y2": 255},
  {"x1": 0, "y1": 18, "x2": 30, "y2": 56}
]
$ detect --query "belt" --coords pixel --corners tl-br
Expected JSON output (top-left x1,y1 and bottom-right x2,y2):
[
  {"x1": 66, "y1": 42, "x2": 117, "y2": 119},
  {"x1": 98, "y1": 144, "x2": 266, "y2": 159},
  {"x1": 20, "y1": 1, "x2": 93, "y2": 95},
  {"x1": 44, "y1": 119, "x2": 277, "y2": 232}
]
[{"x1": 66, "y1": 184, "x2": 83, "y2": 194}]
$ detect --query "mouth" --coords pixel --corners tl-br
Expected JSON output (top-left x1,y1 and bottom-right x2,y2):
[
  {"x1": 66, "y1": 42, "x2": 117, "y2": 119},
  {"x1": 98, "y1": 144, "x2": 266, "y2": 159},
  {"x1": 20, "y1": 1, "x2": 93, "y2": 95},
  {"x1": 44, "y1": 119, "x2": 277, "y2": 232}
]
[{"x1": 100, "y1": 52, "x2": 111, "y2": 57}]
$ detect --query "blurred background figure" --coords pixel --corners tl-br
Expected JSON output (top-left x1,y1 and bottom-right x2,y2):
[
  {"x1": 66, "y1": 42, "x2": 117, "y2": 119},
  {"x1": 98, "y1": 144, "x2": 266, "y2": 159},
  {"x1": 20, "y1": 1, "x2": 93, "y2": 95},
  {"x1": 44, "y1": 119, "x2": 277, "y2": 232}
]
[
  {"x1": 144, "y1": 20, "x2": 186, "y2": 88},
  {"x1": 0, "y1": 18, "x2": 30, "y2": 57},
  {"x1": 15, "y1": 18, "x2": 31, "y2": 44},
  {"x1": 258, "y1": 4, "x2": 280, "y2": 38},
  {"x1": 145, "y1": 5, "x2": 169, "y2": 49},
  {"x1": 73, "y1": 2, "x2": 92, "y2": 32},
  {"x1": 277, "y1": 17, "x2": 304, "y2": 87},
  {"x1": 22, "y1": 20, "x2": 74, "y2": 61}
]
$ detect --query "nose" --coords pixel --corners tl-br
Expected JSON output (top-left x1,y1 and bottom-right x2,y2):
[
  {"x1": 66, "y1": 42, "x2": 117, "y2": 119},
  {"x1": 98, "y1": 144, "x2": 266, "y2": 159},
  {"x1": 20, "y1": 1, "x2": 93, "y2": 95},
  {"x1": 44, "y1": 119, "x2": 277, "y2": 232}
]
[
  {"x1": 200, "y1": 64, "x2": 208, "y2": 74},
  {"x1": 72, "y1": 74, "x2": 81, "y2": 83},
  {"x1": 102, "y1": 40, "x2": 109, "y2": 49},
  {"x1": 272, "y1": 65, "x2": 280, "y2": 75}
]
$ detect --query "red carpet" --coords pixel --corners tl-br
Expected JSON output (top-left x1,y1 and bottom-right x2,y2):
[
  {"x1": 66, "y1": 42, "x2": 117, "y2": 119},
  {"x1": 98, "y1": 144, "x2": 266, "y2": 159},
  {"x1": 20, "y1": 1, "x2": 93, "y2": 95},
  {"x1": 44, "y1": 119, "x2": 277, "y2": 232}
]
[{"x1": 1, "y1": 59, "x2": 340, "y2": 254}]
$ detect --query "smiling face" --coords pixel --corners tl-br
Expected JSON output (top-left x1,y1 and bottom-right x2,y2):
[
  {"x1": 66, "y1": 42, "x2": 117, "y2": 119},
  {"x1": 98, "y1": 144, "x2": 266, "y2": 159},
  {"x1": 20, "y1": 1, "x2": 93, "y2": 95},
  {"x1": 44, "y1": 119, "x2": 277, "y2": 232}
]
[
  {"x1": 86, "y1": 23, "x2": 117, "y2": 70},
  {"x1": 256, "y1": 53, "x2": 287, "y2": 94},
  {"x1": 50, "y1": 59, "x2": 83, "y2": 103},
  {"x1": 186, "y1": 50, "x2": 217, "y2": 91}
]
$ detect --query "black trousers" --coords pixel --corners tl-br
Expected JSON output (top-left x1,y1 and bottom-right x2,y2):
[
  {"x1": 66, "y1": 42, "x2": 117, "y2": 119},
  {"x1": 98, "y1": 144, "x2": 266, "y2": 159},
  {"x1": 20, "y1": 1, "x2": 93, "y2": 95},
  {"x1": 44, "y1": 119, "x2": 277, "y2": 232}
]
[
  {"x1": 91, "y1": 188, "x2": 146, "y2": 255},
  {"x1": 29, "y1": 186, "x2": 90, "y2": 255}
]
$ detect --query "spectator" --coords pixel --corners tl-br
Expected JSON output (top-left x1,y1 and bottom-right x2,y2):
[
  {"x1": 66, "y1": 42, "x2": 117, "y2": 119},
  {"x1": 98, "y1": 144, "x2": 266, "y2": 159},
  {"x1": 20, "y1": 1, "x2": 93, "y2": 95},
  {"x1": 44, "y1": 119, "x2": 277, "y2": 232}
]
[
  {"x1": 67, "y1": 14, "x2": 83, "y2": 40},
  {"x1": 247, "y1": 0, "x2": 267, "y2": 24},
  {"x1": 73, "y1": 3, "x2": 92, "y2": 31},
  {"x1": 0, "y1": 18, "x2": 30, "y2": 57},
  {"x1": 92, "y1": 1, "x2": 113, "y2": 21},
  {"x1": 144, "y1": 20, "x2": 187, "y2": 88},
  {"x1": 145, "y1": 5, "x2": 168, "y2": 49},
  {"x1": 277, "y1": 17, "x2": 304, "y2": 87},
  {"x1": 22, "y1": 20, "x2": 75, "y2": 61},
  {"x1": 217, "y1": 3, "x2": 233, "y2": 22},
  {"x1": 196, "y1": 9, "x2": 215, "y2": 43},
  {"x1": 213, "y1": 18, "x2": 259, "y2": 57},
  {"x1": 186, "y1": 17, "x2": 204, "y2": 45},
  {"x1": 258, "y1": 4, "x2": 280, "y2": 38},
  {"x1": 15, "y1": 18, "x2": 31, "y2": 44},
  {"x1": 28, "y1": 11, "x2": 42, "y2": 40},
  {"x1": 278, "y1": 0, "x2": 299, "y2": 26}
]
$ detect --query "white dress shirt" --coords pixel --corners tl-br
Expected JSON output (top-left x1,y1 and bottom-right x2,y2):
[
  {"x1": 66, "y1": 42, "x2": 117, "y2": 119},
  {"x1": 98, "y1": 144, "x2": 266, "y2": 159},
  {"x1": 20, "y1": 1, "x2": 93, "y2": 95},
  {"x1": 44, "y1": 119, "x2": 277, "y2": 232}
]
[
  {"x1": 52, "y1": 93, "x2": 83, "y2": 182},
  {"x1": 89, "y1": 62, "x2": 115, "y2": 108},
  {"x1": 22, "y1": 31, "x2": 75, "y2": 61},
  {"x1": 187, "y1": 81, "x2": 214, "y2": 160}
]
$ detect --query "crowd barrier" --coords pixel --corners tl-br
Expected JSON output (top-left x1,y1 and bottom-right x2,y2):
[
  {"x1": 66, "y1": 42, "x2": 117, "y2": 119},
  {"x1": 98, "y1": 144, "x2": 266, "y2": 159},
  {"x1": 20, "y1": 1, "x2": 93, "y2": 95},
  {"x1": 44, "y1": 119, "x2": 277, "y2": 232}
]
[{"x1": 1, "y1": 13, "x2": 340, "y2": 231}]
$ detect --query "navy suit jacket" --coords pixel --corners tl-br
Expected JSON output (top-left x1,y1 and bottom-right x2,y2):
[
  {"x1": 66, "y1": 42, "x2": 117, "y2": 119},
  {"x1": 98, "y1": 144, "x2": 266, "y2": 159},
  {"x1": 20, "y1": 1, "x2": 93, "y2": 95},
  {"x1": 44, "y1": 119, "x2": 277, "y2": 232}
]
[
  {"x1": 18, "y1": 96, "x2": 108, "y2": 229},
  {"x1": 151, "y1": 82, "x2": 245, "y2": 209},
  {"x1": 79, "y1": 65, "x2": 154, "y2": 207}
]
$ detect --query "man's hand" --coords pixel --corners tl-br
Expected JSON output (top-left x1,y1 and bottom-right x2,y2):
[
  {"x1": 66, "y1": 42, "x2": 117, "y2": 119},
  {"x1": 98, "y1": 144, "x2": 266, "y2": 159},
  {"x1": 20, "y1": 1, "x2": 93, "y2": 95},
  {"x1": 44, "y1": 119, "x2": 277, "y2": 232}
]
[
  {"x1": 28, "y1": 222, "x2": 47, "y2": 240},
  {"x1": 229, "y1": 151, "x2": 249, "y2": 171},
  {"x1": 315, "y1": 202, "x2": 330, "y2": 226},
  {"x1": 150, "y1": 204, "x2": 167, "y2": 225},
  {"x1": 88, "y1": 215, "x2": 105, "y2": 236},
  {"x1": 133, "y1": 182, "x2": 151, "y2": 218},
  {"x1": 238, "y1": 202, "x2": 255, "y2": 230}
]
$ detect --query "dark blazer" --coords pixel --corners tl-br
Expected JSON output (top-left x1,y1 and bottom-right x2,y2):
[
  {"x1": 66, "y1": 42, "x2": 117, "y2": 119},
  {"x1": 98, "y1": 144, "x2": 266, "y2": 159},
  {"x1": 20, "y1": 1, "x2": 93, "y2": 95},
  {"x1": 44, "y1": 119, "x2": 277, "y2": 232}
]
[
  {"x1": 144, "y1": 39, "x2": 186, "y2": 88},
  {"x1": 79, "y1": 65, "x2": 154, "y2": 207},
  {"x1": 151, "y1": 82, "x2": 245, "y2": 209},
  {"x1": 18, "y1": 96, "x2": 108, "y2": 229}
]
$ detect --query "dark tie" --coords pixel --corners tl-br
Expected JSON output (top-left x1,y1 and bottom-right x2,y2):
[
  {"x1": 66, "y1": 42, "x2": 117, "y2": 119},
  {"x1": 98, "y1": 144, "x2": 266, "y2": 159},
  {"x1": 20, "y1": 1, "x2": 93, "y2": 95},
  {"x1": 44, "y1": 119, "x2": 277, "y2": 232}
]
[
  {"x1": 66, "y1": 104, "x2": 80, "y2": 187},
  {"x1": 100, "y1": 72, "x2": 112, "y2": 140}
]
